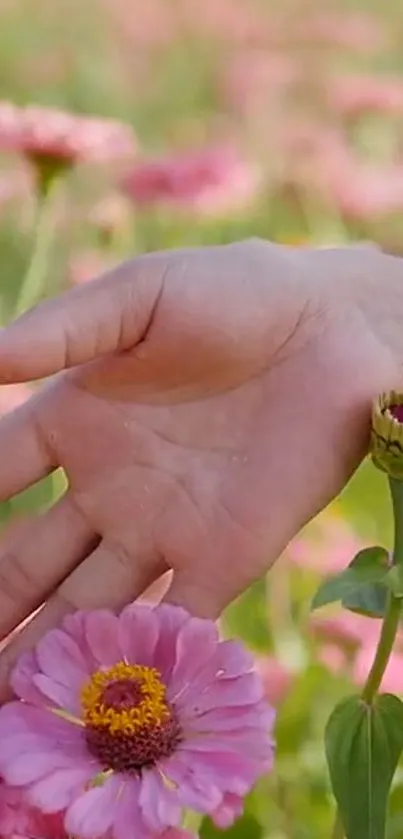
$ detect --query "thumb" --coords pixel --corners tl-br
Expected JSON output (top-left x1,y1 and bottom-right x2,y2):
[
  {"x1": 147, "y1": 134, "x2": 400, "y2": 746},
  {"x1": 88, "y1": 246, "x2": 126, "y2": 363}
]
[{"x1": 0, "y1": 256, "x2": 165, "y2": 383}]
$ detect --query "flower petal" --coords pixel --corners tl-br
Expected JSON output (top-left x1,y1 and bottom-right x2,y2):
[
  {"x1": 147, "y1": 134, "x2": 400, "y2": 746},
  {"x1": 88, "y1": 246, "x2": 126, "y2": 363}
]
[
  {"x1": 33, "y1": 674, "x2": 80, "y2": 714},
  {"x1": 211, "y1": 792, "x2": 244, "y2": 829},
  {"x1": 175, "y1": 639, "x2": 255, "y2": 704},
  {"x1": 65, "y1": 775, "x2": 121, "y2": 838},
  {"x1": 168, "y1": 618, "x2": 219, "y2": 701},
  {"x1": 176, "y1": 748, "x2": 270, "y2": 794},
  {"x1": 35, "y1": 628, "x2": 89, "y2": 690},
  {"x1": 152, "y1": 605, "x2": 190, "y2": 681},
  {"x1": 178, "y1": 673, "x2": 263, "y2": 718},
  {"x1": 138, "y1": 769, "x2": 181, "y2": 832},
  {"x1": 118, "y1": 605, "x2": 159, "y2": 665},
  {"x1": 187, "y1": 702, "x2": 275, "y2": 733},
  {"x1": 113, "y1": 778, "x2": 151, "y2": 839},
  {"x1": 161, "y1": 754, "x2": 221, "y2": 813},
  {"x1": 3, "y1": 749, "x2": 81, "y2": 786},
  {"x1": 180, "y1": 729, "x2": 274, "y2": 760},
  {"x1": 63, "y1": 611, "x2": 98, "y2": 669},
  {"x1": 27, "y1": 767, "x2": 95, "y2": 812},
  {"x1": 85, "y1": 610, "x2": 121, "y2": 666},
  {"x1": 10, "y1": 652, "x2": 46, "y2": 705}
]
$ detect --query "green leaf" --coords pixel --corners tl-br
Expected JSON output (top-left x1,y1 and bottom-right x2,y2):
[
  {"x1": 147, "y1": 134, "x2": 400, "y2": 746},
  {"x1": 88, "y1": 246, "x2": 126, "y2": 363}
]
[
  {"x1": 342, "y1": 581, "x2": 390, "y2": 619},
  {"x1": 199, "y1": 813, "x2": 263, "y2": 839},
  {"x1": 386, "y1": 566, "x2": 403, "y2": 598},
  {"x1": 311, "y1": 547, "x2": 389, "y2": 611},
  {"x1": 325, "y1": 694, "x2": 403, "y2": 839}
]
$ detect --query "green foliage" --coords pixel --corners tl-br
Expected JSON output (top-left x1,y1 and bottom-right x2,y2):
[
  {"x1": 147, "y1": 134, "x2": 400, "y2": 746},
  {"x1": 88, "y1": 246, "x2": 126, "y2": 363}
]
[
  {"x1": 311, "y1": 547, "x2": 390, "y2": 613},
  {"x1": 325, "y1": 695, "x2": 403, "y2": 839},
  {"x1": 200, "y1": 814, "x2": 263, "y2": 839}
]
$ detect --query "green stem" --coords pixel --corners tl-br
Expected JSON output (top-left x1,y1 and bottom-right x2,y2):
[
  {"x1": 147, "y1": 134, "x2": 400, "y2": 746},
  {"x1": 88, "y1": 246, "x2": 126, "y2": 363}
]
[
  {"x1": 331, "y1": 475, "x2": 403, "y2": 839},
  {"x1": 390, "y1": 478, "x2": 403, "y2": 566},
  {"x1": 15, "y1": 175, "x2": 61, "y2": 317},
  {"x1": 361, "y1": 593, "x2": 401, "y2": 703}
]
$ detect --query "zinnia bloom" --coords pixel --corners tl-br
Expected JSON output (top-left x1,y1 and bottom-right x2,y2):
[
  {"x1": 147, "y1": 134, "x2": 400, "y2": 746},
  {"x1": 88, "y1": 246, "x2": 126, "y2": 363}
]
[
  {"x1": 0, "y1": 780, "x2": 65, "y2": 839},
  {"x1": 122, "y1": 145, "x2": 260, "y2": 217},
  {"x1": 0, "y1": 604, "x2": 274, "y2": 839},
  {"x1": 0, "y1": 102, "x2": 137, "y2": 169}
]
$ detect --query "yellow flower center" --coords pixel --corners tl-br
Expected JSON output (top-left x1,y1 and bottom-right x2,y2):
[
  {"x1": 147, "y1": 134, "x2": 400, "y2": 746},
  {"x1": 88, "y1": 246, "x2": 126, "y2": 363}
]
[
  {"x1": 80, "y1": 662, "x2": 181, "y2": 774},
  {"x1": 81, "y1": 661, "x2": 170, "y2": 734}
]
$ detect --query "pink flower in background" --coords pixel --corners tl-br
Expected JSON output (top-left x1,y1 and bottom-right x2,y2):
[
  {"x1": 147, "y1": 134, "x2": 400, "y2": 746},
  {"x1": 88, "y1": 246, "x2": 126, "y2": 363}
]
[
  {"x1": 122, "y1": 146, "x2": 260, "y2": 216},
  {"x1": 294, "y1": 11, "x2": 386, "y2": 53},
  {"x1": 255, "y1": 656, "x2": 293, "y2": 706},
  {"x1": 310, "y1": 612, "x2": 378, "y2": 655},
  {"x1": 328, "y1": 163, "x2": 403, "y2": 221},
  {"x1": 354, "y1": 646, "x2": 403, "y2": 694},
  {"x1": 68, "y1": 251, "x2": 116, "y2": 286},
  {"x1": 0, "y1": 604, "x2": 274, "y2": 839},
  {"x1": 286, "y1": 512, "x2": 364, "y2": 574},
  {"x1": 0, "y1": 781, "x2": 65, "y2": 839},
  {"x1": 327, "y1": 74, "x2": 403, "y2": 117},
  {"x1": 0, "y1": 102, "x2": 137, "y2": 168},
  {"x1": 177, "y1": 0, "x2": 276, "y2": 47},
  {"x1": 222, "y1": 50, "x2": 299, "y2": 116},
  {"x1": 311, "y1": 610, "x2": 403, "y2": 694}
]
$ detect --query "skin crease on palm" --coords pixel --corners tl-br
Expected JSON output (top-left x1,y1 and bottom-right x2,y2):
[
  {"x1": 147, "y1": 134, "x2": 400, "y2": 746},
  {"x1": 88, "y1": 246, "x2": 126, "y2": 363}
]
[{"x1": 0, "y1": 238, "x2": 401, "y2": 699}]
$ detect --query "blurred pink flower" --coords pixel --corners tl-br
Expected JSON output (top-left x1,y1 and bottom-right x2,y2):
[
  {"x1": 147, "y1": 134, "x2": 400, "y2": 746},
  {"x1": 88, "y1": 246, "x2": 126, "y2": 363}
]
[
  {"x1": 310, "y1": 612, "x2": 378, "y2": 654},
  {"x1": 311, "y1": 609, "x2": 403, "y2": 694},
  {"x1": 317, "y1": 644, "x2": 347, "y2": 675},
  {"x1": 122, "y1": 145, "x2": 260, "y2": 216},
  {"x1": 354, "y1": 646, "x2": 403, "y2": 694},
  {"x1": 89, "y1": 195, "x2": 133, "y2": 241},
  {"x1": 177, "y1": 0, "x2": 277, "y2": 46},
  {"x1": 0, "y1": 604, "x2": 274, "y2": 839},
  {"x1": 327, "y1": 74, "x2": 403, "y2": 117},
  {"x1": 162, "y1": 831, "x2": 197, "y2": 839},
  {"x1": 255, "y1": 656, "x2": 293, "y2": 706},
  {"x1": 286, "y1": 512, "x2": 364, "y2": 574},
  {"x1": 324, "y1": 160, "x2": 403, "y2": 221},
  {"x1": 0, "y1": 102, "x2": 137, "y2": 168},
  {"x1": 294, "y1": 11, "x2": 386, "y2": 53},
  {"x1": 0, "y1": 781, "x2": 65, "y2": 839},
  {"x1": 68, "y1": 250, "x2": 116, "y2": 286},
  {"x1": 221, "y1": 50, "x2": 299, "y2": 115}
]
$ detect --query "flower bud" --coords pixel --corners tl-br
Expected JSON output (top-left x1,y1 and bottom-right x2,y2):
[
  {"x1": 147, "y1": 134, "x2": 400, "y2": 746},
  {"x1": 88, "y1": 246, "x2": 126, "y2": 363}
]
[{"x1": 371, "y1": 391, "x2": 403, "y2": 479}]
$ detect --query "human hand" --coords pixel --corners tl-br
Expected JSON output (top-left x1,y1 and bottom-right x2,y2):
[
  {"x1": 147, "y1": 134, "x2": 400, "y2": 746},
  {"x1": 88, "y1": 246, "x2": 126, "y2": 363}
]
[{"x1": 0, "y1": 238, "x2": 401, "y2": 696}]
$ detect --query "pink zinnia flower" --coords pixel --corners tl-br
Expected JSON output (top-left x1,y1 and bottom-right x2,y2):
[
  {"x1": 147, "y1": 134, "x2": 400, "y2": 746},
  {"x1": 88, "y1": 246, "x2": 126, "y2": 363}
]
[
  {"x1": 294, "y1": 11, "x2": 385, "y2": 53},
  {"x1": 0, "y1": 102, "x2": 137, "y2": 169},
  {"x1": 122, "y1": 146, "x2": 260, "y2": 217},
  {"x1": 255, "y1": 656, "x2": 293, "y2": 706},
  {"x1": 0, "y1": 604, "x2": 274, "y2": 839},
  {"x1": 286, "y1": 512, "x2": 364, "y2": 574},
  {"x1": 0, "y1": 780, "x2": 65, "y2": 839},
  {"x1": 354, "y1": 646, "x2": 403, "y2": 694},
  {"x1": 327, "y1": 74, "x2": 403, "y2": 118}
]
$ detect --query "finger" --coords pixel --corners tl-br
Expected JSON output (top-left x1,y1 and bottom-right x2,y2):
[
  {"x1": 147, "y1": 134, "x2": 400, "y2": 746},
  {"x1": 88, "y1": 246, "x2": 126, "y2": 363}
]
[
  {"x1": 0, "y1": 493, "x2": 96, "y2": 638},
  {"x1": 163, "y1": 569, "x2": 229, "y2": 620},
  {"x1": 0, "y1": 254, "x2": 167, "y2": 383},
  {"x1": 0, "y1": 540, "x2": 166, "y2": 700},
  {"x1": 0, "y1": 395, "x2": 55, "y2": 500}
]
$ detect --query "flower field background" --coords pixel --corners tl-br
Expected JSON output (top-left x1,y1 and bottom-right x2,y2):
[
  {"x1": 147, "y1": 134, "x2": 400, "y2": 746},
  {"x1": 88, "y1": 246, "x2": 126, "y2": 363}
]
[{"x1": 0, "y1": 0, "x2": 402, "y2": 836}]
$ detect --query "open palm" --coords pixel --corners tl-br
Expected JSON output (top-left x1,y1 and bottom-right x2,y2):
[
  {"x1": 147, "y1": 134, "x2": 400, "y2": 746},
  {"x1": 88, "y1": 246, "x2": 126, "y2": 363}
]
[{"x1": 0, "y1": 239, "x2": 400, "y2": 696}]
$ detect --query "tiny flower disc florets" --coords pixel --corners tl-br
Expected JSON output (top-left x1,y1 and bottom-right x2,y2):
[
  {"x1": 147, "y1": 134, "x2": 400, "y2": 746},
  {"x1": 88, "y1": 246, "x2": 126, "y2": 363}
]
[{"x1": 81, "y1": 662, "x2": 182, "y2": 774}]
